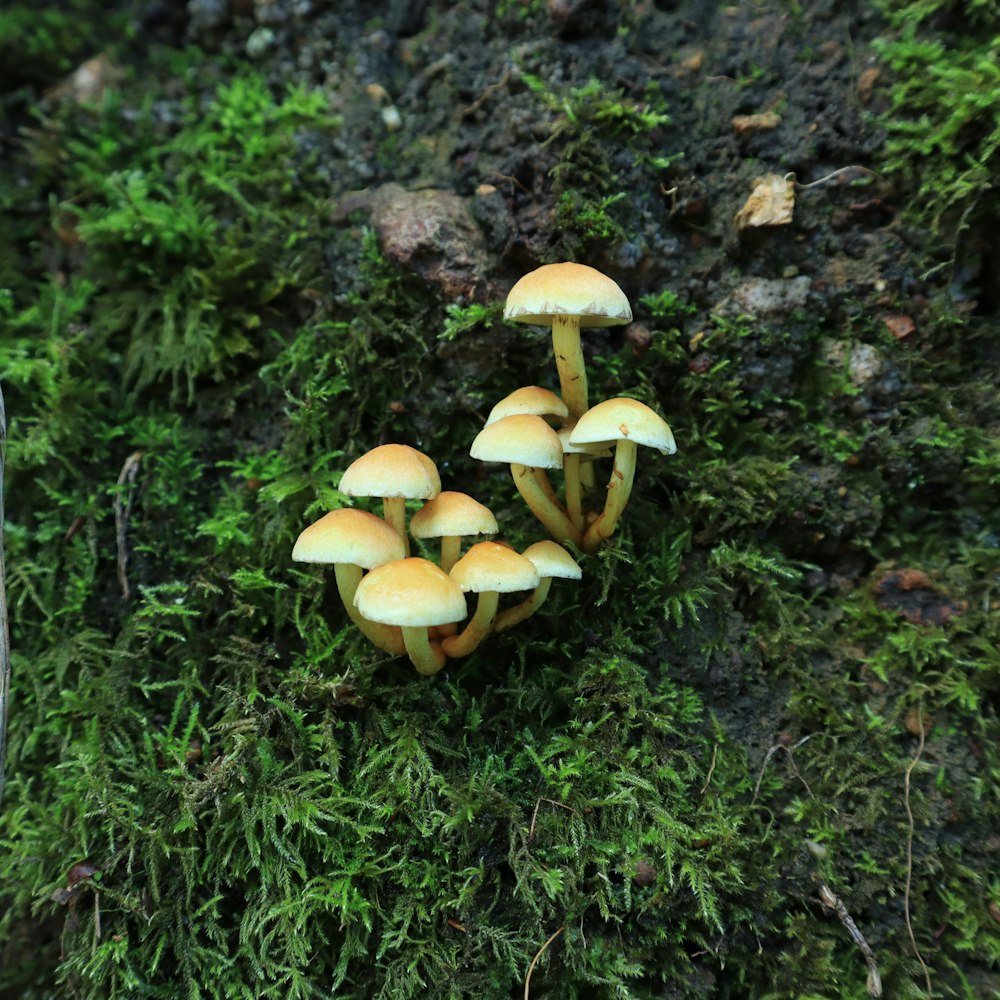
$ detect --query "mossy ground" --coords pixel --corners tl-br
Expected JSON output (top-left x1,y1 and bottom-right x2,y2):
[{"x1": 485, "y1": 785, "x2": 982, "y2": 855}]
[{"x1": 1, "y1": 1, "x2": 998, "y2": 998}]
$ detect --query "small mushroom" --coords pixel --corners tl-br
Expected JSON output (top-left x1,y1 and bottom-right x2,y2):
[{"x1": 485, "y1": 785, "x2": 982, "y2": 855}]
[
  {"x1": 470, "y1": 414, "x2": 582, "y2": 548},
  {"x1": 493, "y1": 540, "x2": 582, "y2": 633},
  {"x1": 570, "y1": 397, "x2": 676, "y2": 553},
  {"x1": 485, "y1": 385, "x2": 569, "y2": 426},
  {"x1": 503, "y1": 262, "x2": 632, "y2": 421},
  {"x1": 410, "y1": 491, "x2": 498, "y2": 574},
  {"x1": 354, "y1": 557, "x2": 467, "y2": 675},
  {"x1": 339, "y1": 444, "x2": 440, "y2": 554},
  {"x1": 442, "y1": 541, "x2": 540, "y2": 658},
  {"x1": 291, "y1": 508, "x2": 406, "y2": 655}
]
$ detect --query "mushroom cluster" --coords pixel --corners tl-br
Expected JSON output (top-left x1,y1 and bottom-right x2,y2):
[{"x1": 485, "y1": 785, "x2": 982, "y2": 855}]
[
  {"x1": 293, "y1": 443, "x2": 580, "y2": 674},
  {"x1": 292, "y1": 262, "x2": 675, "y2": 674}
]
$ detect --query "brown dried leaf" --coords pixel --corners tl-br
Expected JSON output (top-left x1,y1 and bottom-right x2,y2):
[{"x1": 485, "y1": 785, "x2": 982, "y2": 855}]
[{"x1": 734, "y1": 173, "x2": 795, "y2": 230}]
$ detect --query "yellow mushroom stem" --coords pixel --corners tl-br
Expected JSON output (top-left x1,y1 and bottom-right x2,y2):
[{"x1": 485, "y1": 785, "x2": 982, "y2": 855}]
[
  {"x1": 333, "y1": 564, "x2": 405, "y2": 655},
  {"x1": 439, "y1": 535, "x2": 462, "y2": 574},
  {"x1": 382, "y1": 496, "x2": 409, "y2": 555},
  {"x1": 493, "y1": 577, "x2": 553, "y2": 633},
  {"x1": 563, "y1": 453, "x2": 584, "y2": 533},
  {"x1": 551, "y1": 313, "x2": 588, "y2": 420},
  {"x1": 511, "y1": 463, "x2": 583, "y2": 548},
  {"x1": 441, "y1": 591, "x2": 498, "y2": 658},
  {"x1": 401, "y1": 625, "x2": 447, "y2": 676},
  {"x1": 534, "y1": 467, "x2": 559, "y2": 505},
  {"x1": 582, "y1": 439, "x2": 638, "y2": 553}
]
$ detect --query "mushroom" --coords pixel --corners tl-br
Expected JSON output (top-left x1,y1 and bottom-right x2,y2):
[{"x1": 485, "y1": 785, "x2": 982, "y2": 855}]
[
  {"x1": 353, "y1": 557, "x2": 468, "y2": 675},
  {"x1": 503, "y1": 262, "x2": 632, "y2": 421},
  {"x1": 339, "y1": 444, "x2": 440, "y2": 555},
  {"x1": 410, "y1": 491, "x2": 498, "y2": 574},
  {"x1": 441, "y1": 541, "x2": 540, "y2": 658},
  {"x1": 470, "y1": 414, "x2": 582, "y2": 548},
  {"x1": 291, "y1": 508, "x2": 406, "y2": 655},
  {"x1": 570, "y1": 397, "x2": 676, "y2": 553},
  {"x1": 493, "y1": 541, "x2": 582, "y2": 633},
  {"x1": 485, "y1": 385, "x2": 569, "y2": 426}
]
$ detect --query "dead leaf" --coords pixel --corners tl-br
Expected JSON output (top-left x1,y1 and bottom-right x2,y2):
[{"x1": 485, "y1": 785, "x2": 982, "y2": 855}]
[
  {"x1": 883, "y1": 315, "x2": 916, "y2": 340},
  {"x1": 731, "y1": 112, "x2": 781, "y2": 139},
  {"x1": 734, "y1": 173, "x2": 795, "y2": 230}
]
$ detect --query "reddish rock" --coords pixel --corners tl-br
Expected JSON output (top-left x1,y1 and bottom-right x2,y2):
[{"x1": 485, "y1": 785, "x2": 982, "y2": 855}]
[{"x1": 874, "y1": 568, "x2": 967, "y2": 626}]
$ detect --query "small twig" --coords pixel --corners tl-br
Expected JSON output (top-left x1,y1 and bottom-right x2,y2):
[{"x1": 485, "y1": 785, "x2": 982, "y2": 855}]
[
  {"x1": 462, "y1": 67, "x2": 513, "y2": 117},
  {"x1": 795, "y1": 165, "x2": 885, "y2": 191},
  {"x1": 700, "y1": 743, "x2": 718, "y2": 795},
  {"x1": 904, "y1": 700, "x2": 934, "y2": 1000},
  {"x1": 819, "y1": 883, "x2": 882, "y2": 998},
  {"x1": 490, "y1": 171, "x2": 529, "y2": 195},
  {"x1": 0, "y1": 383, "x2": 10, "y2": 808},
  {"x1": 751, "y1": 733, "x2": 818, "y2": 806},
  {"x1": 528, "y1": 796, "x2": 577, "y2": 841},
  {"x1": 113, "y1": 450, "x2": 144, "y2": 600},
  {"x1": 523, "y1": 924, "x2": 565, "y2": 1000}
]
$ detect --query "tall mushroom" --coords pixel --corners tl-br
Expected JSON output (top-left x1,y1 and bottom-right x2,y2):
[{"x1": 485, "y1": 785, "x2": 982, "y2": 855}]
[
  {"x1": 339, "y1": 444, "x2": 440, "y2": 555},
  {"x1": 441, "y1": 541, "x2": 539, "y2": 658},
  {"x1": 470, "y1": 414, "x2": 582, "y2": 548},
  {"x1": 557, "y1": 424, "x2": 612, "y2": 534},
  {"x1": 493, "y1": 541, "x2": 582, "y2": 633},
  {"x1": 503, "y1": 262, "x2": 632, "y2": 421},
  {"x1": 354, "y1": 557, "x2": 467, "y2": 675},
  {"x1": 291, "y1": 508, "x2": 406, "y2": 655},
  {"x1": 410, "y1": 491, "x2": 498, "y2": 574},
  {"x1": 570, "y1": 397, "x2": 676, "y2": 553}
]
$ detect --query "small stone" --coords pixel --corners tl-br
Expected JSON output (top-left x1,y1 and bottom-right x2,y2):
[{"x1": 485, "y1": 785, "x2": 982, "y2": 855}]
[
  {"x1": 625, "y1": 323, "x2": 652, "y2": 359},
  {"x1": 883, "y1": 315, "x2": 916, "y2": 340},
  {"x1": 904, "y1": 707, "x2": 932, "y2": 737},
  {"x1": 634, "y1": 860, "x2": 657, "y2": 887},
  {"x1": 856, "y1": 67, "x2": 881, "y2": 104}
]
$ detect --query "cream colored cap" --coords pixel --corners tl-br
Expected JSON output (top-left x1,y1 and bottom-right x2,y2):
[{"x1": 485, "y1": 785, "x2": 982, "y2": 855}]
[
  {"x1": 485, "y1": 386, "x2": 569, "y2": 426},
  {"x1": 292, "y1": 508, "x2": 405, "y2": 567},
  {"x1": 354, "y1": 557, "x2": 467, "y2": 626},
  {"x1": 570, "y1": 398, "x2": 676, "y2": 455},
  {"x1": 521, "y1": 540, "x2": 583, "y2": 580},
  {"x1": 450, "y1": 541, "x2": 540, "y2": 593},
  {"x1": 470, "y1": 414, "x2": 564, "y2": 469},
  {"x1": 558, "y1": 424, "x2": 612, "y2": 458},
  {"x1": 339, "y1": 444, "x2": 441, "y2": 499},
  {"x1": 504, "y1": 262, "x2": 632, "y2": 328},
  {"x1": 410, "y1": 491, "x2": 498, "y2": 540}
]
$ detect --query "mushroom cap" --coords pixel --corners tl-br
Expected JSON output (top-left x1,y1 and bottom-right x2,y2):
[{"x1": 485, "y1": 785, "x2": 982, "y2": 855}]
[
  {"x1": 558, "y1": 424, "x2": 613, "y2": 458},
  {"x1": 485, "y1": 386, "x2": 569, "y2": 426},
  {"x1": 292, "y1": 508, "x2": 405, "y2": 567},
  {"x1": 570, "y1": 398, "x2": 676, "y2": 455},
  {"x1": 521, "y1": 540, "x2": 583, "y2": 580},
  {"x1": 339, "y1": 444, "x2": 441, "y2": 499},
  {"x1": 470, "y1": 414, "x2": 564, "y2": 469},
  {"x1": 410, "y1": 491, "x2": 498, "y2": 540},
  {"x1": 354, "y1": 557, "x2": 467, "y2": 626},
  {"x1": 450, "y1": 541, "x2": 541, "y2": 594},
  {"x1": 503, "y1": 262, "x2": 632, "y2": 328}
]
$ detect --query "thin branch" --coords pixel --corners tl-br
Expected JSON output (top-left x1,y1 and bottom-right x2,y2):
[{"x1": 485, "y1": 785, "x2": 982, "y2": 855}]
[
  {"x1": 818, "y1": 883, "x2": 882, "y2": 998},
  {"x1": 0, "y1": 383, "x2": 9, "y2": 808},
  {"x1": 904, "y1": 700, "x2": 933, "y2": 1000},
  {"x1": 523, "y1": 924, "x2": 565, "y2": 1000},
  {"x1": 114, "y1": 450, "x2": 144, "y2": 601},
  {"x1": 528, "y1": 796, "x2": 577, "y2": 841}
]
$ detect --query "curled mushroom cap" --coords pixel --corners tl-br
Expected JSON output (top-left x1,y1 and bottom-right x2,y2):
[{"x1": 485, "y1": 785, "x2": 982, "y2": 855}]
[
  {"x1": 504, "y1": 262, "x2": 632, "y2": 329},
  {"x1": 354, "y1": 557, "x2": 467, "y2": 675},
  {"x1": 485, "y1": 386, "x2": 569, "y2": 426}
]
